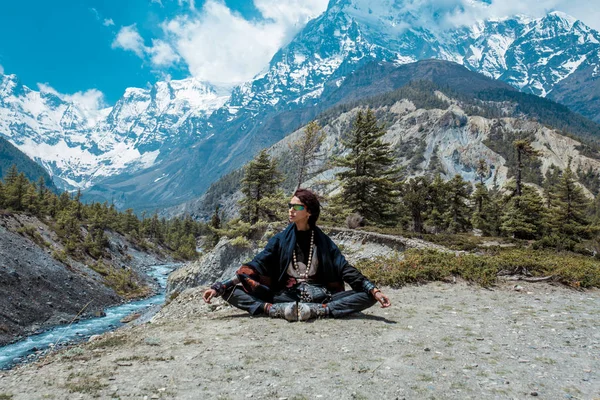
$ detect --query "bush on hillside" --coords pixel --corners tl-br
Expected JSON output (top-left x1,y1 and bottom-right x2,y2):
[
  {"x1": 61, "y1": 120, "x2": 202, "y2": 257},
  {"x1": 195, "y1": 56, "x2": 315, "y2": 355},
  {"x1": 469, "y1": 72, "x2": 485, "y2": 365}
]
[{"x1": 358, "y1": 248, "x2": 600, "y2": 289}]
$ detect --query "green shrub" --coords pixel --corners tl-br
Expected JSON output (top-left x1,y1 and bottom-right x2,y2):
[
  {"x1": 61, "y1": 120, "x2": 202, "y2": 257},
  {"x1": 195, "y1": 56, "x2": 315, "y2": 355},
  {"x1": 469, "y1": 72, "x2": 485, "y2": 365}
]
[
  {"x1": 231, "y1": 236, "x2": 251, "y2": 248},
  {"x1": 358, "y1": 248, "x2": 600, "y2": 289},
  {"x1": 51, "y1": 249, "x2": 68, "y2": 264}
]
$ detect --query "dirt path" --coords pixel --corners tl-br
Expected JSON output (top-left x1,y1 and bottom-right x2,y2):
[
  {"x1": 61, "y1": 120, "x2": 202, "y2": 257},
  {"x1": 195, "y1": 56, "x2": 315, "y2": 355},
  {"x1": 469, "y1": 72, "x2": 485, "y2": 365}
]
[{"x1": 1, "y1": 281, "x2": 599, "y2": 399}]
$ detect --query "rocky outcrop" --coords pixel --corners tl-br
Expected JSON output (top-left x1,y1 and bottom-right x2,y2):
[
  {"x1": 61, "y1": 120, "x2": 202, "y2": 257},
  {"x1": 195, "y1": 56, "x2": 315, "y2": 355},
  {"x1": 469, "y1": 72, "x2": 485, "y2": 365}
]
[
  {"x1": 166, "y1": 238, "x2": 258, "y2": 297},
  {"x1": 166, "y1": 227, "x2": 448, "y2": 296}
]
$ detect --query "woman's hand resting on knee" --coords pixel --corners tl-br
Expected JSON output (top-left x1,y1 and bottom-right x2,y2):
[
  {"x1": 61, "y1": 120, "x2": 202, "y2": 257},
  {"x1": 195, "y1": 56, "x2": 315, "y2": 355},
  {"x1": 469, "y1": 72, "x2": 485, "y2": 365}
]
[{"x1": 202, "y1": 288, "x2": 217, "y2": 303}]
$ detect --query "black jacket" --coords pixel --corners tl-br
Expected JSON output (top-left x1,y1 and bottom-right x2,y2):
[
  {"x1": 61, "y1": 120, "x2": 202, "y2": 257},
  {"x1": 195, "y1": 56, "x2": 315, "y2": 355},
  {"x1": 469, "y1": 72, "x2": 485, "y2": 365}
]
[{"x1": 245, "y1": 224, "x2": 375, "y2": 294}]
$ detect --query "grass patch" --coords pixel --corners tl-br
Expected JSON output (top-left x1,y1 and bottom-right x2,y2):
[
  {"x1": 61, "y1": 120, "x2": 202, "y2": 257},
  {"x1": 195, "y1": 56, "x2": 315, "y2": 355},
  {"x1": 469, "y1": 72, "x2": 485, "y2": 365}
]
[
  {"x1": 0, "y1": 394, "x2": 14, "y2": 400},
  {"x1": 64, "y1": 372, "x2": 108, "y2": 396},
  {"x1": 358, "y1": 248, "x2": 600, "y2": 288},
  {"x1": 89, "y1": 261, "x2": 150, "y2": 298},
  {"x1": 60, "y1": 347, "x2": 88, "y2": 360},
  {"x1": 88, "y1": 335, "x2": 127, "y2": 350}
]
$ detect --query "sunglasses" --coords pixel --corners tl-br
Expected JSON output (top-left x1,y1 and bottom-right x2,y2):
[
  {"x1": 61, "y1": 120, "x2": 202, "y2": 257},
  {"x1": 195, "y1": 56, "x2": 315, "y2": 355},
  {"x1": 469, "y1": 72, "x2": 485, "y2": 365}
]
[{"x1": 288, "y1": 203, "x2": 306, "y2": 211}]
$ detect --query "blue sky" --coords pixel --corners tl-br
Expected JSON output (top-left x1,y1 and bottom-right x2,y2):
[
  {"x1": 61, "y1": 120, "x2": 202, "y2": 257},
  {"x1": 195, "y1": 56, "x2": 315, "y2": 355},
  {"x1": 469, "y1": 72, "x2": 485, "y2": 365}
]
[
  {"x1": 0, "y1": 0, "x2": 597, "y2": 108},
  {"x1": 0, "y1": 0, "x2": 328, "y2": 105}
]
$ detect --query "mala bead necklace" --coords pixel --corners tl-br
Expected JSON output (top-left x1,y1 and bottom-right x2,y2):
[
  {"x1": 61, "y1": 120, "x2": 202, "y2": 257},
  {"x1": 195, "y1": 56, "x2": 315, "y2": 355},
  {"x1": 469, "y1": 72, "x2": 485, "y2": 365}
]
[
  {"x1": 292, "y1": 229, "x2": 314, "y2": 281},
  {"x1": 292, "y1": 229, "x2": 315, "y2": 302}
]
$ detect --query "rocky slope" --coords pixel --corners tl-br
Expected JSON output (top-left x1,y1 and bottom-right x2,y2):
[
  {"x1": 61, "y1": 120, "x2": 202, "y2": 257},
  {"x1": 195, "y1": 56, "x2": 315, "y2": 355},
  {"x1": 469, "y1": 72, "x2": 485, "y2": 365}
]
[
  {"x1": 187, "y1": 80, "x2": 600, "y2": 220},
  {"x1": 0, "y1": 281, "x2": 598, "y2": 399},
  {"x1": 0, "y1": 212, "x2": 173, "y2": 345}
]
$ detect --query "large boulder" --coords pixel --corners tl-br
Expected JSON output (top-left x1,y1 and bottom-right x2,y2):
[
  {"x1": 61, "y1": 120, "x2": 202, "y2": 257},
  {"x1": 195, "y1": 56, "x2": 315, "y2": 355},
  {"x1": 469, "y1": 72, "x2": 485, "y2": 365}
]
[{"x1": 166, "y1": 238, "x2": 258, "y2": 296}]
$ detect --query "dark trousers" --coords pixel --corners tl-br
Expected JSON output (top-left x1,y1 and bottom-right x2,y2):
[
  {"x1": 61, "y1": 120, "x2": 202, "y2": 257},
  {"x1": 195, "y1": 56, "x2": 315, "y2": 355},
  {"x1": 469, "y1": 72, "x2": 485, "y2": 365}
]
[{"x1": 222, "y1": 285, "x2": 377, "y2": 318}]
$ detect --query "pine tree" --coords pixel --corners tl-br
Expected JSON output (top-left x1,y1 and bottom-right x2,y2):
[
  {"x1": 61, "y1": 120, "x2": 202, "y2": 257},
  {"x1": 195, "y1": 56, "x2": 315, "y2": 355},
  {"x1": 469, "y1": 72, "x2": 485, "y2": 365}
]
[
  {"x1": 472, "y1": 159, "x2": 499, "y2": 235},
  {"x1": 444, "y1": 174, "x2": 472, "y2": 233},
  {"x1": 4, "y1": 164, "x2": 19, "y2": 186},
  {"x1": 24, "y1": 181, "x2": 38, "y2": 214},
  {"x1": 239, "y1": 150, "x2": 283, "y2": 225},
  {"x1": 333, "y1": 109, "x2": 400, "y2": 225},
  {"x1": 401, "y1": 176, "x2": 430, "y2": 234},
  {"x1": 426, "y1": 145, "x2": 444, "y2": 177},
  {"x1": 121, "y1": 208, "x2": 140, "y2": 237},
  {"x1": 514, "y1": 140, "x2": 541, "y2": 197},
  {"x1": 474, "y1": 159, "x2": 489, "y2": 213},
  {"x1": 426, "y1": 174, "x2": 448, "y2": 233},
  {"x1": 500, "y1": 185, "x2": 545, "y2": 239},
  {"x1": 36, "y1": 176, "x2": 48, "y2": 216},
  {"x1": 542, "y1": 165, "x2": 562, "y2": 208},
  {"x1": 206, "y1": 204, "x2": 222, "y2": 248},
  {"x1": 289, "y1": 120, "x2": 325, "y2": 190},
  {"x1": 5, "y1": 172, "x2": 28, "y2": 210},
  {"x1": 546, "y1": 167, "x2": 592, "y2": 247}
]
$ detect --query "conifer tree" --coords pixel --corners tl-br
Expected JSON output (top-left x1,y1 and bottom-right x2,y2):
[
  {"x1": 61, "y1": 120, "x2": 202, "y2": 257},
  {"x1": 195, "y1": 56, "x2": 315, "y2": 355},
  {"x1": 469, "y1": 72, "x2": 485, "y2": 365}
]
[
  {"x1": 426, "y1": 174, "x2": 448, "y2": 233},
  {"x1": 289, "y1": 120, "x2": 325, "y2": 190},
  {"x1": 239, "y1": 149, "x2": 283, "y2": 225},
  {"x1": 121, "y1": 208, "x2": 140, "y2": 237},
  {"x1": 444, "y1": 174, "x2": 472, "y2": 233},
  {"x1": 401, "y1": 176, "x2": 430, "y2": 234},
  {"x1": 426, "y1": 145, "x2": 444, "y2": 177},
  {"x1": 472, "y1": 160, "x2": 499, "y2": 235},
  {"x1": 5, "y1": 172, "x2": 28, "y2": 210},
  {"x1": 546, "y1": 167, "x2": 592, "y2": 247},
  {"x1": 514, "y1": 140, "x2": 541, "y2": 197},
  {"x1": 500, "y1": 185, "x2": 545, "y2": 239},
  {"x1": 24, "y1": 181, "x2": 39, "y2": 214},
  {"x1": 542, "y1": 165, "x2": 562, "y2": 208},
  {"x1": 333, "y1": 109, "x2": 400, "y2": 225},
  {"x1": 36, "y1": 176, "x2": 49, "y2": 215},
  {"x1": 206, "y1": 204, "x2": 222, "y2": 248},
  {"x1": 4, "y1": 164, "x2": 19, "y2": 186}
]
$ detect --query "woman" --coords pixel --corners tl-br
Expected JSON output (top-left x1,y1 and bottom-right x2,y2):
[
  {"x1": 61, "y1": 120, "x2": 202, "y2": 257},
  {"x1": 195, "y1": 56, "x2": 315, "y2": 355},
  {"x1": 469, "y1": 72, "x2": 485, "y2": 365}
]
[{"x1": 203, "y1": 188, "x2": 391, "y2": 321}]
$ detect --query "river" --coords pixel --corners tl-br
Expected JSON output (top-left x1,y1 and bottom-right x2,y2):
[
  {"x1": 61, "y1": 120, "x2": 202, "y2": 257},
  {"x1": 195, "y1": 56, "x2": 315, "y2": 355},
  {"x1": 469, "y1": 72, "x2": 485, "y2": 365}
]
[{"x1": 0, "y1": 263, "x2": 180, "y2": 370}]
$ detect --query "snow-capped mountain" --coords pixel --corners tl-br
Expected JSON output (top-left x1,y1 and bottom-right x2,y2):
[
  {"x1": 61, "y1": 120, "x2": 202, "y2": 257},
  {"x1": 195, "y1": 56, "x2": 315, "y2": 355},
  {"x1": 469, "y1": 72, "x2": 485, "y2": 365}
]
[
  {"x1": 218, "y1": 2, "x2": 600, "y2": 124},
  {"x1": 0, "y1": 74, "x2": 230, "y2": 189},
  {"x1": 2, "y1": 0, "x2": 600, "y2": 210}
]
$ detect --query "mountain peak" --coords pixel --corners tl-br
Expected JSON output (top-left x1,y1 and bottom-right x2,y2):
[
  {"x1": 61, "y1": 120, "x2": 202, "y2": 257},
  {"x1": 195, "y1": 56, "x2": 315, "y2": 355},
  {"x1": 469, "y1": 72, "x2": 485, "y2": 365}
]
[{"x1": 544, "y1": 11, "x2": 578, "y2": 30}]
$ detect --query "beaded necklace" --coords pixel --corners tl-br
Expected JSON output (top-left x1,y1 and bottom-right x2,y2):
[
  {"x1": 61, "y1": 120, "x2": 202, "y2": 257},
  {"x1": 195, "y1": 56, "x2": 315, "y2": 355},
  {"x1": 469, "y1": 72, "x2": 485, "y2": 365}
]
[{"x1": 292, "y1": 229, "x2": 314, "y2": 280}]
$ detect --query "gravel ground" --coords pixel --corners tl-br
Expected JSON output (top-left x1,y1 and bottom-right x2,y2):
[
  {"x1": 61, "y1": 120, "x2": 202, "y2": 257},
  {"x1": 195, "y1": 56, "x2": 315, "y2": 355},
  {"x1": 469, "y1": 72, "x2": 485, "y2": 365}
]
[{"x1": 1, "y1": 281, "x2": 599, "y2": 400}]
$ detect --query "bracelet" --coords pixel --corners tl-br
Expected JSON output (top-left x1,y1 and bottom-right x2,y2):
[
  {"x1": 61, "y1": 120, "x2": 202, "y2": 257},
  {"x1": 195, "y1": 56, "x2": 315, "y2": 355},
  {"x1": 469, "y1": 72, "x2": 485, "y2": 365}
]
[{"x1": 371, "y1": 288, "x2": 381, "y2": 297}]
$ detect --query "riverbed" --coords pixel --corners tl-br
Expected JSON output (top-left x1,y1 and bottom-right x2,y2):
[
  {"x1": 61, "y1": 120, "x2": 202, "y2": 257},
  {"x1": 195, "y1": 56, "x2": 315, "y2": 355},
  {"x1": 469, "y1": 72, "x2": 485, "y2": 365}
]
[{"x1": 0, "y1": 263, "x2": 180, "y2": 370}]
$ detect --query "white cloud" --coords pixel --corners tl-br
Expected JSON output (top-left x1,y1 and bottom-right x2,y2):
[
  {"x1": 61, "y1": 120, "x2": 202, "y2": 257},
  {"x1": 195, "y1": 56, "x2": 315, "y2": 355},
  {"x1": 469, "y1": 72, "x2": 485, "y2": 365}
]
[
  {"x1": 149, "y1": 39, "x2": 181, "y2": 66},
  {"x1": 112, "y1": 25, "x2": 181, "y2": 68},
  {"x1": 162, "y1": 0, "x2": 328, "y2": 84},
  {"x1": 110, "y1": 0, "x2": 327, "y2": 84},
  {"x1": 177, "y1": 0, "x2": 196, "y2": 11},
  {"x1": 112, "y1": 25, "x2": 146, "y2": 57},
  {"x1": 0, "y1": 64, "x2": 4, "y2": 75},
  {"x1": 395, "y1": 0, "x2": 600, "y2": 32},
  {"x1": 38, "y1": 84, "x2": 107, "y2": 127},
  {"x1": 103, "y1": 18, "x2": 115, "y2": 27}
]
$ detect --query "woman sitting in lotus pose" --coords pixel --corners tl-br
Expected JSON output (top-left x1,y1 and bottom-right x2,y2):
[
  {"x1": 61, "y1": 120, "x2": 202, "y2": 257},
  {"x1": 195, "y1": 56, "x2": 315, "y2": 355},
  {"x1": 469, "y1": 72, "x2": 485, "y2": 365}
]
[{"x1": 203, "y1": 188, "x2": 391, "y2": 321}]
